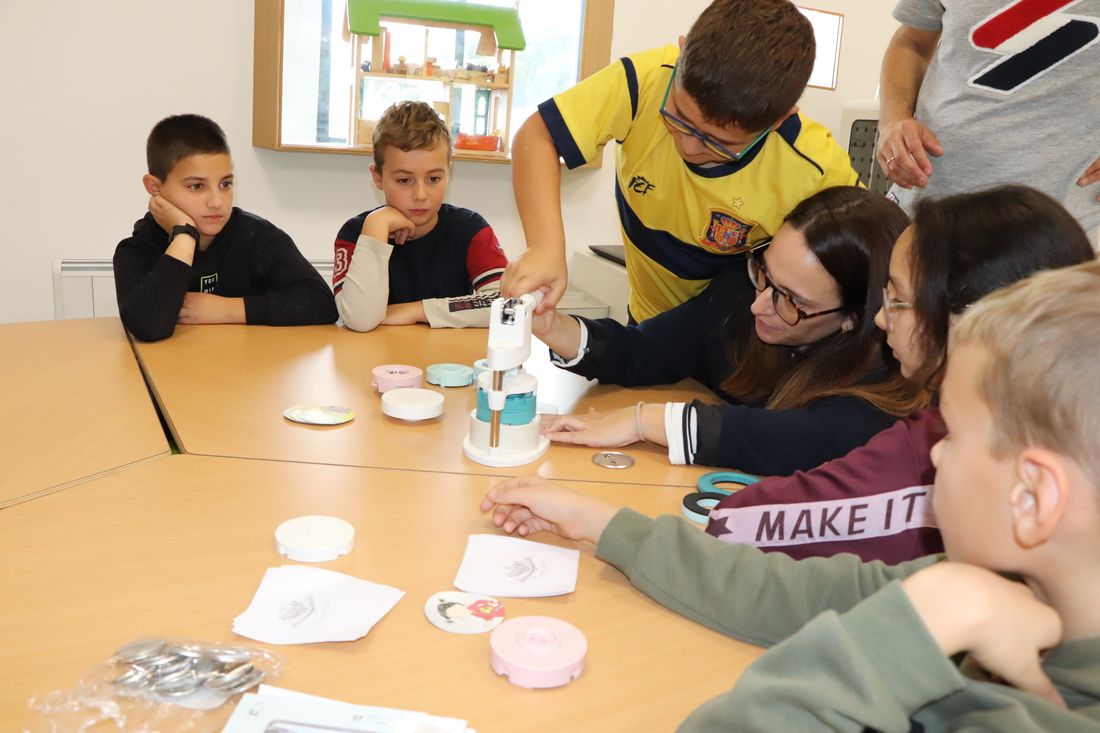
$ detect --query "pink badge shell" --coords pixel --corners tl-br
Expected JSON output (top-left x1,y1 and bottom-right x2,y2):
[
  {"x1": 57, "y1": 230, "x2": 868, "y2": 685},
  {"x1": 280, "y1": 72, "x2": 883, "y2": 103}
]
[
  {"x1": 371, "y1": 364, "x2": 423, "y2": 393},
  {"x1": 489, "y1": 616, "x2": 587, "y2": 689}
]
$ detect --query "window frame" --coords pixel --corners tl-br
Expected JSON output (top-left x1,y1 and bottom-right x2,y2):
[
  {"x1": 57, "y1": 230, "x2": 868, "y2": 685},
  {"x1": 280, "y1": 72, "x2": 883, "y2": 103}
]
[{"x1": 253, "y1": 0, "x2": 614, "y2": 163}]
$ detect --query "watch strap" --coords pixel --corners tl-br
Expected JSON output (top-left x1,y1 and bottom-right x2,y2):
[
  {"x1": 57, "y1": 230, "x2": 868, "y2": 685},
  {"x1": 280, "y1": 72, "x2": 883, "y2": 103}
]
[{"x1": 169, "y1": 223, "x2": 200, "y2": 244}]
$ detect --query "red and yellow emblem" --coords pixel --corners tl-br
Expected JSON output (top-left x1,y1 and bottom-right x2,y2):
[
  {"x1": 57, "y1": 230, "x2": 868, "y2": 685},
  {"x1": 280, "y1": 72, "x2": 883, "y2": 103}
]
[{"x1": 701, "y1": 210, "x2": 753, "y2": 253}]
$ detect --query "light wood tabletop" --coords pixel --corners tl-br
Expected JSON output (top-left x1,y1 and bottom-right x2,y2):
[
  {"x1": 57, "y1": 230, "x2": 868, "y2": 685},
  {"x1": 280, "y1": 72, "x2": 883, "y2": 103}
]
[
  {"x1": 132, "y1": 323, "x2": 720, "y2": 487},
  {"x1": 1, "y1": 455, "x2": 762, "y2": 732},
  {"x1": 0, "y1": 317, "x2": 170, "y2": 508}
]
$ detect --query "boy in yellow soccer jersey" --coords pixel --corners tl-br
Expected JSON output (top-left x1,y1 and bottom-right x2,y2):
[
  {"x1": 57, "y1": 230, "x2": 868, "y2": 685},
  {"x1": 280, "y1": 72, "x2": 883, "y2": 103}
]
[{"x1": 503, "y1": 0, "x2": 859, "y2": 322}]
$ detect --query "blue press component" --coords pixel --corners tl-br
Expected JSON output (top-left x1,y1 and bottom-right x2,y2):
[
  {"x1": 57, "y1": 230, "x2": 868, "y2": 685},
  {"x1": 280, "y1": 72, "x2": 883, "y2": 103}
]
[
  {"x1": 681, "y1": 492, "x2": 729, "y2": 525},
  {"x1": 696, "y1": 471, "x2": 760, "y2": 495},
  {"x1": 475, "y1": 388, "x2": 537, "y2": 425}
]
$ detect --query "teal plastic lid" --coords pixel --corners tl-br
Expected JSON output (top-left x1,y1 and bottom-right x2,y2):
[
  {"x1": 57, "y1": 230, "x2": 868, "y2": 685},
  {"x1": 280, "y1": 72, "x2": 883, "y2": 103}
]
[{"x1": 426, "y1": 363, "x2": 475, "y2": 387}]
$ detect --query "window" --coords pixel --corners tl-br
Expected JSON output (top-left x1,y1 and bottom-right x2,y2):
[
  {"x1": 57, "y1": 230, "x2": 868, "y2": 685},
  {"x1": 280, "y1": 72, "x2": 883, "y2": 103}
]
[
  {"x1": 254, "y1": 0, "x2": 614, "y2": 162},
  {"x1": 797, "y1": 6, "x2": 844, "y2": 91}
]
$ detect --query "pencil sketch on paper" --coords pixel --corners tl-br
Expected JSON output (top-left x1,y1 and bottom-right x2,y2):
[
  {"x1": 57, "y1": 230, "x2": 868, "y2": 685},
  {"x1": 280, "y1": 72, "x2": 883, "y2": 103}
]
[
  {"x1": 503, "y1": 555, "x2": 547, "y2": 583},
  {"x1": 278, "y1": 594, "x2": 331, "y2": 627}
]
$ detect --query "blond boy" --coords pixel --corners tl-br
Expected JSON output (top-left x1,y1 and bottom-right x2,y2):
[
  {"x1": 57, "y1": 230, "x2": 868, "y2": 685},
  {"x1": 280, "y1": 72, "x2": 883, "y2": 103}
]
[{"x1": 332, "y1": 101, "x2": 507, "y2": 332}]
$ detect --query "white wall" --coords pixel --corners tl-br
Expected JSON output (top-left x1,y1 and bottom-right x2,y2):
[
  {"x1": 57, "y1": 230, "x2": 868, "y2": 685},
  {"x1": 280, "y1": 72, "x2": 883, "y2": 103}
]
[{"x1": 0, "y1": 0, "x2": 896, "y2": 324}]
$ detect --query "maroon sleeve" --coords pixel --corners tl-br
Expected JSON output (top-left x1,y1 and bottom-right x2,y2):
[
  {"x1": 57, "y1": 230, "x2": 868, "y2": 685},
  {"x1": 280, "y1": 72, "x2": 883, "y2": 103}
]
[
  {"x1": 703, "y1": 409, "x2": 945, "y2": 564},
  {"x1": 333, "y1": 238, "x2": 355, "y2": 294},
  {"x1": 465, "y1": 225, "x2": 507, "y2": 292}
]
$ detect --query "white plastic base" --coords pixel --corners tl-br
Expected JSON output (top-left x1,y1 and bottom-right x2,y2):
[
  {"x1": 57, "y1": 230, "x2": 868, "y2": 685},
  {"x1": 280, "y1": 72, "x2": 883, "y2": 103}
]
[
  {"x1": 463, "y1": 411, "x2": 549, "y2": 467},
  {"x1": 274, "y1": 515, "x2": 355, "y2": 562},
  {"x1": 381, "y1": 388, "x2": 444, "y2": 421}
]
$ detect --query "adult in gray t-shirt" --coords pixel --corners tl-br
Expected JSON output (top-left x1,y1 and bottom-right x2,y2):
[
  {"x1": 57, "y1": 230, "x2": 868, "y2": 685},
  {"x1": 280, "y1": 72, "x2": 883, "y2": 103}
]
[{"x1": 877, "y1": 0, "x2": 1100, "y2": 240}]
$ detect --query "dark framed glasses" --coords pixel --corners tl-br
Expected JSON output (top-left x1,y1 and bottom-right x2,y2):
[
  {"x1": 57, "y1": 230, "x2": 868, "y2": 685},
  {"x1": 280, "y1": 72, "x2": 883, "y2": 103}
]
[
  {"x1": 746, "y1": 246, "x2": 846, "y2": 326},
  {"x1": 659, "y1": 62, "x2": 771, "y2": 163}
]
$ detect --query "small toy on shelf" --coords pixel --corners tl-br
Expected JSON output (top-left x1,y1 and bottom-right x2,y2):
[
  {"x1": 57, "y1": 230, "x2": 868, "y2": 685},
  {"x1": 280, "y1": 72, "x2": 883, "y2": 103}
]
[{"x1": 454, "y1": 132, "x2": 502, "y2": 152}]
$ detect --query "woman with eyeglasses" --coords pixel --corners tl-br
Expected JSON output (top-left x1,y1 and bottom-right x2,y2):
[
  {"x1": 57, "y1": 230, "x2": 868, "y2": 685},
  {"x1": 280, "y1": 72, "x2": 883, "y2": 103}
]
[
  {"x1": 703, "y1": 184, "x2": 1097, "y2": 563},
  {"x1": 531, "y1": 186, "x2": 926, "y2": 476}
]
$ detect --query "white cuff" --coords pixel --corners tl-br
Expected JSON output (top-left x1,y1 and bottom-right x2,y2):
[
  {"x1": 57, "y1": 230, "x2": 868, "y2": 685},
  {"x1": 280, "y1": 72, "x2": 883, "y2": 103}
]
[
  {"x1": 666, "y1": 402, "x2": 687, "y2": 465},
  {"x1": 549, "y1": 317, "x2": 589, "y2": 367}
]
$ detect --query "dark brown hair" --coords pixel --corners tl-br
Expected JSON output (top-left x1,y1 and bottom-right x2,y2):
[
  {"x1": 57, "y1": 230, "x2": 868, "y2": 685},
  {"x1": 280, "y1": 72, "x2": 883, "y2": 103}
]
[
  {"x1": 146, "y1": 114, "x2": 229, "y2": 181},
  {"x1": 372, "y1": 101, "x2": 451, "y2": 169},
  {"x1": 680, "y1": 0, "x2": 815, "y2": 131},
  {"x1": 907, "y1": 185, "x2": 1096, "y2": 390},
  {"x1": 722, "y1": 186, "x2": 926, "y2": 415}
]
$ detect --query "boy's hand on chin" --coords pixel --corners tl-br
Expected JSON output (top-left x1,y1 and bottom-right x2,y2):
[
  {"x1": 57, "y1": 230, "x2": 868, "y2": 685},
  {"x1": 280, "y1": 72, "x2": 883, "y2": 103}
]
[
  {"x1": 903, "y1": 562, "x2": 1066, "y2": 707},
  {"x1": 148, "y1": 194, "x2": 195, "y2": 232},
  {"x1": 362, "y1": 206, "x2": 417, "y2": 245}
]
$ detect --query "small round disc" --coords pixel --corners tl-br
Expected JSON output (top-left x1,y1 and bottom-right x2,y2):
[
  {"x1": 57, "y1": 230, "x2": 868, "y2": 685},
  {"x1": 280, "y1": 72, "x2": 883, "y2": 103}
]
[
  {"x1": 424, "y1": 591, "x2": 505, "y2": 634},
  {"x1": 283, "y1": 405, "x2": 355, "y2": 425},
  {"x1": 592, "y1": 451, "x2": 635, "y2": 469}
]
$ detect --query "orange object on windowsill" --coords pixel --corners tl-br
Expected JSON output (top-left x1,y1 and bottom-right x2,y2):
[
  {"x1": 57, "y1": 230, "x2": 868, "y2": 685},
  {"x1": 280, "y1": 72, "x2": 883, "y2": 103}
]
[{"x1": 454, "y1": 133, "x2": 501, "y2": 151}]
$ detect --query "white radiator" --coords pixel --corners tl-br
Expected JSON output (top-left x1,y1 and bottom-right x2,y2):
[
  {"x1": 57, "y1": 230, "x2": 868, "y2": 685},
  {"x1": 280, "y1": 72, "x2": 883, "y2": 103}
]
[{"x1": 52, "y1": 259, "x2": 336, "y2": 320}]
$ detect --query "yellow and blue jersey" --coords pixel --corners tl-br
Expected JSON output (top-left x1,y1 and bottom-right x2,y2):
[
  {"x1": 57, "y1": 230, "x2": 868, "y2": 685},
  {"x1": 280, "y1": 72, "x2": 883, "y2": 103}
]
[{"x1": 538, "y1": 45, "x2": 859, "y2": 322}]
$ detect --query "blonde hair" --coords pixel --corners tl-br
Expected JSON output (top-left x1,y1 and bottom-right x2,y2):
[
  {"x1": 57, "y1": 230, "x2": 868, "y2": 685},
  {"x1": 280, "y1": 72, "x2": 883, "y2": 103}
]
[
  {"x1": 951, "y1": 259, "x2": 1100, "y2": 486},
  {"x1": 372, "y1": 101, "x2": 450, "y2": 169}
]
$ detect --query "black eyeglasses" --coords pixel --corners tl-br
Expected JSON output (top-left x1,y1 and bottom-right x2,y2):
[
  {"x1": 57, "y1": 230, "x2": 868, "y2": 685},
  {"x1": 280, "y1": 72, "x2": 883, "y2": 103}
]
[
  {"x1": 746, "y1": 245, "x2": 846, "y2": 326},
  {"x1": 659, "y1": 62, "x2": 771, "y2": 162}
]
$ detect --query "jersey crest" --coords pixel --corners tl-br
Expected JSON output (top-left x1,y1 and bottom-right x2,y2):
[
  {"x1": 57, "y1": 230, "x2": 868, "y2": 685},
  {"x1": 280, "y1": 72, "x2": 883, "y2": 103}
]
[
  {"x1": 969, "y1": 0, "x2": 1100, "y2": 93},
  {"x1": 701, "y1": 210, "x2": 753, "y2": 253}
]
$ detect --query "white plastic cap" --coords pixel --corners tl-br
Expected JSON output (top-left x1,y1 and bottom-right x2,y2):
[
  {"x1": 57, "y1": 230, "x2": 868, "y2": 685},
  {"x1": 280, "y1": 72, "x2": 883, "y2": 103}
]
[
  {"x1": 274, "y1": 516, "x2": 355, "y2": 562},
  {"x1": 381, "y1": 388, "x2": 445, "y2": 421}
]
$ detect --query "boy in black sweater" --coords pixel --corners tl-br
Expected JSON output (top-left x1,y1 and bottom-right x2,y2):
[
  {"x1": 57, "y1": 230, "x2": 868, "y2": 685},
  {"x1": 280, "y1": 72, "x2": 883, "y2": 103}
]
[{"x1": 113, "y1": 114, "x2": 337, "y2": 342}]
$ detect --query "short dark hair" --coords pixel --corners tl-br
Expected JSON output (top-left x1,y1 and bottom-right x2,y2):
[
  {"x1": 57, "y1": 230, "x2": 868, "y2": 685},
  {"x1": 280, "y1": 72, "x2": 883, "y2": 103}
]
[
  {"x1": 372, "y1": 101, "x2": 451, "y2": 169},
  {"x1": 908, "y1": 185, "x2": 1096, "y2": 389},
  {"x1": 680, "y1": 0, "x2": 814, "y2": 131},
  {"x1": 724, "y1": 186, "x2": 925, "y2": 416},
  {"x1": 146, "y1": 114, "x2": 230, "y2": 181}
]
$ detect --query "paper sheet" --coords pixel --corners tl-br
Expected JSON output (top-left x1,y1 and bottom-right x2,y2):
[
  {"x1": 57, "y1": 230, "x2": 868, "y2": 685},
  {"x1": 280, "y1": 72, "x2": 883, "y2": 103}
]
[
  {"x1": 233, "y1": 565, "x2": 404, "y2": 644},
  {"x1": 223, "y1": 686, "x2": 471, "y2": 733},
  {"x1": 452, "y1": 534, "x2": 579, "y2": 597}
]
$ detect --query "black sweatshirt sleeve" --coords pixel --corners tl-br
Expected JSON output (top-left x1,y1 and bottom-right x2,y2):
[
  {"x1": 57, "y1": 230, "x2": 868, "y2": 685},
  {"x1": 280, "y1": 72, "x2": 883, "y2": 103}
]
[
  {"x1": 563, "y1": 293, "x2": 713, "y2": 387},
  {"x1": 559, "y1": 264, "x2": 751, "y2": 392},
  {"x1": 241, "y1": 224, "x2": 338, "y2": 327},
  {"x1": 690, "y1": 397, "x2": 898, "y2": 475},
  {"x1": 113, "y1": 225, "x2": 191, "y2": 342}
]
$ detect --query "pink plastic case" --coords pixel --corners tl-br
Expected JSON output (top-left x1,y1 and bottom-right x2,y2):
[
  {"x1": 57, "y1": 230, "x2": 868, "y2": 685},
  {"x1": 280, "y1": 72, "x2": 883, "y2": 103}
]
[
  {"x1": 371, "y1": 364, "x2": 423, "y2": 393},
  {"x1": 489, "y1": 616, "x2": 587, "y2": 689}
]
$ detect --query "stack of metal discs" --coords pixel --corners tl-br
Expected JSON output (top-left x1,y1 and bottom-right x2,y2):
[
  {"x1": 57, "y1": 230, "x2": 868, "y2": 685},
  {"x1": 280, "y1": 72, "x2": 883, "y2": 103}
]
[{"x1": 111, "y1": 638, "x2": 265, "y2": 701}]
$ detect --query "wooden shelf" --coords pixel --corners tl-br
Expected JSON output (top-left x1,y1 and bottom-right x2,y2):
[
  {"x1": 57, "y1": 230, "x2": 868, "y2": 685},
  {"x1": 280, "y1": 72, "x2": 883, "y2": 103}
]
[
  {"x1": 358, "y1": 70, "x2": 509, "y2": 90},
  {"x1": 261, "y1": 141, "x2": 512, "y2": 165}
]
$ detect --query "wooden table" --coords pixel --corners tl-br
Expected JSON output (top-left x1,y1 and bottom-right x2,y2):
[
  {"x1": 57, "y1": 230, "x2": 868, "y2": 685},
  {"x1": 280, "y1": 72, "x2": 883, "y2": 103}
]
[
  {"x1": 0, "y1": 318, "x2": 170, "y2": 508},
  {"x1": 133, "y1": 324, "x2": 718, "y2": 487},
  {"x1": 1, "y1": 455, "x2": 762, "y2": 732}
]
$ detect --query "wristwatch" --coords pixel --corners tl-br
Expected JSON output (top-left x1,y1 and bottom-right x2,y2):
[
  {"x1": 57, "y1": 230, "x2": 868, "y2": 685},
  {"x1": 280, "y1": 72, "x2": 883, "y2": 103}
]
[{"x1": 169, "y1": 223, "x2": 200, "y2": 244}]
